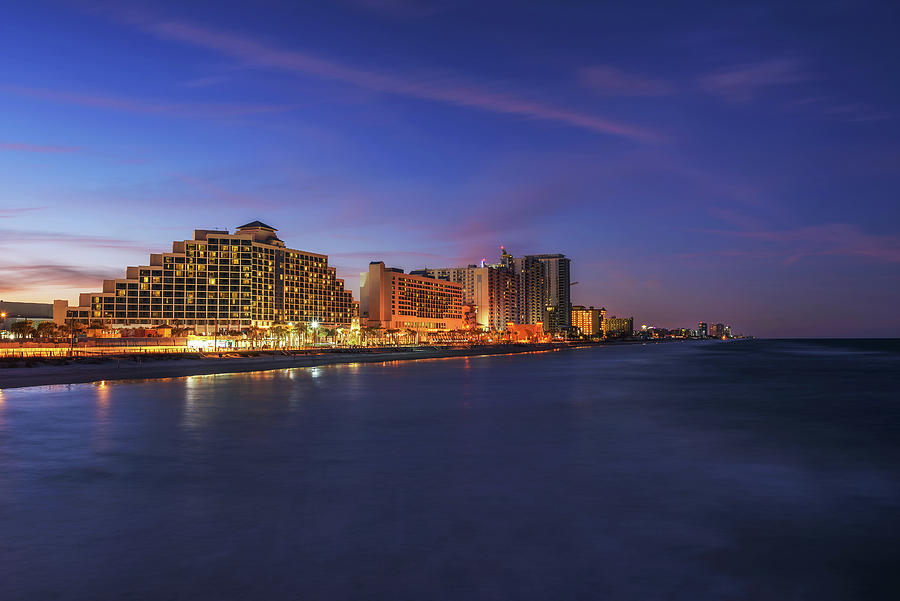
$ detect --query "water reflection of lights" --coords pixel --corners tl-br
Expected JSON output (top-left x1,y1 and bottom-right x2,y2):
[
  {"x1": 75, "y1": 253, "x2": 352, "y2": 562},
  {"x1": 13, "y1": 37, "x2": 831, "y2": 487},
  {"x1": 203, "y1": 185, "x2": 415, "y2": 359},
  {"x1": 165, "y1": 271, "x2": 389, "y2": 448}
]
[{"x1": 95, "y1": 380, "x2": 110, "y2": 411}]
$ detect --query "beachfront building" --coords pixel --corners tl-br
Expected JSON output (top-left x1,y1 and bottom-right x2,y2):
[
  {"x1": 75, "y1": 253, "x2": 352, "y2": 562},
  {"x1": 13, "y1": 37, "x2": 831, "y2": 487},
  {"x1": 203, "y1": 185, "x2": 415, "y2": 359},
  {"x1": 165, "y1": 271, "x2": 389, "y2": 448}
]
[
  {"x1": 54, "y1": 222, "x2": 354, "y2": 333},
  {"x1": 603, "y1": 315, "x2": 634, "y2": 338},
  {"x1": 414, "y1": 264, "x2": 519, "y2": 331},
  {"x1": 0, "y1": 301, "x2": 53, "y2": 328},
  {"x1": 500, "y1": 247, "x2": 572, "y2": 332},
  {"x1": 360, "y1": 262, "x2": 465, "y2": 332},
  {"x1": 571, "y1": 305, "x2": 602, "y2": 336}
]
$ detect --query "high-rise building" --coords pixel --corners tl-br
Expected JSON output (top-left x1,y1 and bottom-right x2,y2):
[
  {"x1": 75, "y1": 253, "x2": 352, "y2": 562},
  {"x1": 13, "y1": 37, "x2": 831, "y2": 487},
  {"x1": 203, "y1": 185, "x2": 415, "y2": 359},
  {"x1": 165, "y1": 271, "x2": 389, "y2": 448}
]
[
  {"x1": 698, "y1": 322, "x2": 709, "y2": 338},
  {"x1": 360, "y1": 262, "x2": 465, "y2": 332},
  {"x1": 54, "y1": 222, "x2": 354, "y2": 332},
  {"x1": 501, "y1": 247, "x2": 572, "y2": 332},
  {"x1": 415, "y1": 264, "x2": 519, "y2": 331},
  {"x1": 571, "y1": 305, "x2": 601, "y2": 336}
]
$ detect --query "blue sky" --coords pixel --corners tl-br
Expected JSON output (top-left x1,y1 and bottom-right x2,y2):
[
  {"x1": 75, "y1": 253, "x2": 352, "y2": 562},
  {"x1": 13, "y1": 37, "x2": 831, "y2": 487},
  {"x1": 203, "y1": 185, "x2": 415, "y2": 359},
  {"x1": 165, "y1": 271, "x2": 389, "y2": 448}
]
[{"x1": 2, "y1": 0, "x2": 899, "y2": 336}]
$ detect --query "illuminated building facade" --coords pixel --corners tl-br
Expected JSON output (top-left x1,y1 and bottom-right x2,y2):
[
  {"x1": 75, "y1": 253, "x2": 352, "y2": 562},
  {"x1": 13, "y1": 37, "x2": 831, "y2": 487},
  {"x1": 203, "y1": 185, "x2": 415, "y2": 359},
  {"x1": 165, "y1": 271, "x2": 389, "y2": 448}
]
[
  {"x1": 603, "y1": 315, "x2": 634, "y2": 338},
  {"x1": 54, "y1": 222, "x2": 354, "y2": 332},
  {"x1": 698, "y1": 322, "x2": 709, "y2": 338},
  {"x1": 501, "y1": 247, "x2": 572, "y2": 331},
  {"x1": 416, "y1": 264, "x2": 519, "y2": 331},
  {"x1": 360, "y1": 261, "x2": 465, "y2": 331},
  {"x1": 571, "y1": 305, "x2": 602, "y2": 336}
]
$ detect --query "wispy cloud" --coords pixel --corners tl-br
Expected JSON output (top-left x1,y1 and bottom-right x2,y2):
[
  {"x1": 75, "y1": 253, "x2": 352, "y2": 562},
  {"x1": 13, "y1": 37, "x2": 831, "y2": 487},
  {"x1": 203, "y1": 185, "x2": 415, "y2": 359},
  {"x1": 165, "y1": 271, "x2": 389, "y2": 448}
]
[
  {"x1": 1, "y1": 142, "x2": 82, "y2": 153},
  {"x1": 0, "y1": 228, "x2": 159, "y2": 252},
  {"x1": 0, "y1": 264, "x2": 119, "y2": 295},
  {"x1": 699, "y1": 59, "x2": 812, "y2": 102},
  {"x1": 821, "y1": 103, "x2": 891, "y2": 123},
  {"x1": 0, "y1": 207, "x2": 45, "y2": 218},
  {"x1": 107, "y1": 17, "x2": 662, "y2": 142},
  {"x1": 706, "y1": 224, "x2": 900, "y2": 263},
  {"x1": 787, "y1": 96, "x2": 891, "y2": 123},
  {"x1": 345, "y1": 0, "x2": 453, "y2": 19},
  {"x1": 578, "y1": 66, "x2": 673, "y2": 97},
  {"x1": 0, "y1": 84, "x2": 300, "y2": 118}
]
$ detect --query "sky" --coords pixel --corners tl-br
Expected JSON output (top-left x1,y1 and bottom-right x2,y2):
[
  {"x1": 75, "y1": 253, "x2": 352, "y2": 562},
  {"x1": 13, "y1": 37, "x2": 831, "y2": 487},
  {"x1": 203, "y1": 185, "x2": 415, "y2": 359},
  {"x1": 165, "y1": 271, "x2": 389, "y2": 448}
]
[{"x1": 1, "y1": 0, "x2": 899, "y2": 337}]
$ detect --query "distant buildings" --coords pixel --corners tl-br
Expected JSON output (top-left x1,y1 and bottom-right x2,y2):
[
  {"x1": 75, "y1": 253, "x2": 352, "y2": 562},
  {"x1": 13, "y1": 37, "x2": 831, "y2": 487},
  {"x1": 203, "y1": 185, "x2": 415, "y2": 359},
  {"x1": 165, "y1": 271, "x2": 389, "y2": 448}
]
[
  {"x1": 0, "y1": 301, "x2": 53, "y2": 328},
  {"x1": 54, "y1": 222, "x2": 354, "y2": 333},
  {"x1": 360, "y1": 262, "x2": 465, "y2": 332},
  {"x1": 571, "y1": 305, "x2": 602, "y2": 336},
  {"x1": 698, "y1": 322, "x2": 709, "y2": 338}
]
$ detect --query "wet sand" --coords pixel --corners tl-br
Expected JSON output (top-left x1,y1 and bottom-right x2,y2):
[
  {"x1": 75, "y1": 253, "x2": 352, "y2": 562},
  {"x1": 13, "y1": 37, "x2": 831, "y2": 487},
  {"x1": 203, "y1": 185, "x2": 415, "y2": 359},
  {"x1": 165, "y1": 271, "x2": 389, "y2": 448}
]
[{"x1": 0, "y1": 344, "x2": 581, "y2": 389}]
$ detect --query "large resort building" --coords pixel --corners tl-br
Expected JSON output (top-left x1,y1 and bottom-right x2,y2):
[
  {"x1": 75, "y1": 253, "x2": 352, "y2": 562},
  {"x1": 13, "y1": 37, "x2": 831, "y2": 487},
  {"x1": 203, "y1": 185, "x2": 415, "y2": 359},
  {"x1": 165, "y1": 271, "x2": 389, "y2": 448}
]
[
  {"x1": 360, "y1": 262, "x2": 465, "y2": 332},
  {"x1": 54, "y1": 222, "x2": 355, "y2": 333}
]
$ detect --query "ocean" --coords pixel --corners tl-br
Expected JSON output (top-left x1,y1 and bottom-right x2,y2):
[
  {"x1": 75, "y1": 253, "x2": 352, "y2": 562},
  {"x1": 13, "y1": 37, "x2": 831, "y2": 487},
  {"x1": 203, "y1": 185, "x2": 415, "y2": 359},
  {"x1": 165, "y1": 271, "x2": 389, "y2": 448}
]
[{"x1": 1, "y1": 339, "x2": 898, "y2": 600}]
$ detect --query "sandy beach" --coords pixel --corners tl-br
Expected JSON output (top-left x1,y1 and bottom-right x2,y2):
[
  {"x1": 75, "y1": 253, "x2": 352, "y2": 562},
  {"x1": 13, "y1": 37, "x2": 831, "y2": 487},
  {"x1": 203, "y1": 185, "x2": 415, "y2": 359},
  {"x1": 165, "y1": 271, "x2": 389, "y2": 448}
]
[{"x1": 0, "y1": 343, "x2": 587, "y2": 389}]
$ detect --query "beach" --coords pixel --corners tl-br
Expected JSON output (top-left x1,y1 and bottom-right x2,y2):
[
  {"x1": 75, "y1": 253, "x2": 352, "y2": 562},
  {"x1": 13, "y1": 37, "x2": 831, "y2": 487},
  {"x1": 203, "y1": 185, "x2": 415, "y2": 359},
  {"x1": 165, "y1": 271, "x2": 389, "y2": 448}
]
[{"x1": 0, "y1": 343, "x2": 588, "y2": 389}]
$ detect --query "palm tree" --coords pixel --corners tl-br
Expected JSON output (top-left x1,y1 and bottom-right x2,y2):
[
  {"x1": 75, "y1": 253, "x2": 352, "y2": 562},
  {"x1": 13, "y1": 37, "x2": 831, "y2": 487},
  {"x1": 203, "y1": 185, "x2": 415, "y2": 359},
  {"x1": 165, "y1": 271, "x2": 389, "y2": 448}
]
[
  {"x1": 10, "y1": 320, "x2": 35, "y2": 339},
  {"x1": 385, "y1": 328, "x2": 401, "y2": 346},
  {"x1": 306, "y1": 323, "x2": 320, "y2": 345},
  {"x1": 270, "y1": 324, "x2": 290, "y2": 349},
  {"x1": 294, "y1": 321, "x2": 308, "y2": 346},
  {"x1": 36, "y1": 321, "x2": 57, "y2": 340},
  {"x1": 247, "y1": 326, "x2": 265, "y2": 349}
]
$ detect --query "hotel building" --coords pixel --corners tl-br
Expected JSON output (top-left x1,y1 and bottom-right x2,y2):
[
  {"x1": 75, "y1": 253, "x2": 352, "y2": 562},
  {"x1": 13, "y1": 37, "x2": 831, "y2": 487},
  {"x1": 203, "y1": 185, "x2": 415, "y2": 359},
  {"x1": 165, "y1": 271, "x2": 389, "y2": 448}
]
[
  {"x1": 414, "y1": 264, "x2": 519, "y2": 331},
  {"x1": 360, "y1": 262, "x2": 465, "y2": 331},
  {"x1": 54, "y1": 222, "x2": 354, "y2": 332},
  {"x1": 571, "y1": 305, "x2": 602, "y2": 336},
  {"x1": 603, "y1": 315, "x2": 634, "y2": 338}
]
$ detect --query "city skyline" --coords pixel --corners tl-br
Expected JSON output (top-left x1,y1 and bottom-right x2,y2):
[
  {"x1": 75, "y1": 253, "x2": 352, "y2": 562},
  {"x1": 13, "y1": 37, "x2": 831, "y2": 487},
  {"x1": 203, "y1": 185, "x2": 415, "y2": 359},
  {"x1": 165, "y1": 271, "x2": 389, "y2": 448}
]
[{"x1": 3, "y1": 1, "x2": 899, "y2": 337}]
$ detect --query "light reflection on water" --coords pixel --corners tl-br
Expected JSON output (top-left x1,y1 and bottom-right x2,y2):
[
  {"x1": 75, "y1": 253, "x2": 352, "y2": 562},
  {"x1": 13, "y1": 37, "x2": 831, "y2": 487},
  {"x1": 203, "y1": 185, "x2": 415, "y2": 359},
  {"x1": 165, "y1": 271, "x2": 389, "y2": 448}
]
[{"x1": 1, "y1": 340, "x2": 899, "y2": 600}]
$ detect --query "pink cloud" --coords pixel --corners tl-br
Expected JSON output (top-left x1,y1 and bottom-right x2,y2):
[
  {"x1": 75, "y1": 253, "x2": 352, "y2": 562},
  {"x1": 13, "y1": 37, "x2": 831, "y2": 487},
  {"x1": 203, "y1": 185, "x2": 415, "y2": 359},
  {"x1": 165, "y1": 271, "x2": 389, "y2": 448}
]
[
  {"x1": 578, "y1": 66, "x2": 673, "y2": 97},
  {"x1": 699, "y1": 59, "x2": 812, "y2": 102},
  {"x1": 0, "y1": 207, "x2": 45, "y2": 218},
  {"x1": 0, "y1": 264, "x2": 120, "y2": 295},
  {"x1": 0, "y1": 228, "x2": 157, "y2": 252},
  {"x1": 0, "y1": 84, "x2": 300, "y2": 118},
  {"x1": 0, "y1": 142, "x2": 82, "y2": 153},
  {"x1": 129, "y1": 19, "x2": 661, "y2": 142}
]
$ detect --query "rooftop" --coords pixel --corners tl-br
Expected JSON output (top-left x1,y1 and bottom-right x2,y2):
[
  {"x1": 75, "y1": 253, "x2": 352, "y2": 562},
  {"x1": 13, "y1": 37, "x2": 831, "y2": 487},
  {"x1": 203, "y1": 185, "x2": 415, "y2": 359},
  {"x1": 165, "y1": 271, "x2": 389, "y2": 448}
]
[{"x1": 236, "y1": 220, "x2": 277, "y2": 231}]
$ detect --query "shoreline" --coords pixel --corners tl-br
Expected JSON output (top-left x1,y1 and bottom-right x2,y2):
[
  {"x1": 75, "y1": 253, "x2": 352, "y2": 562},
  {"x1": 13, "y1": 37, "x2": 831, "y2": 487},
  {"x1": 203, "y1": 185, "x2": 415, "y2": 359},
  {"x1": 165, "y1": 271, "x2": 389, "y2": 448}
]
[{"x1": 0, "y1": 343, "x2": 601, "y2": 390}]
